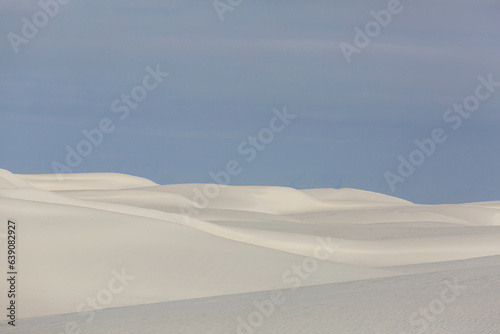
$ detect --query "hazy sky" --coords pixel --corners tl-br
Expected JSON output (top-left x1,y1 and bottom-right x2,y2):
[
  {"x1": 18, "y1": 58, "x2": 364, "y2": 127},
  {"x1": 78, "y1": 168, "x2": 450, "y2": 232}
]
[{"x1": 1, "y1": 0, "x2": 499, "y2": 204}]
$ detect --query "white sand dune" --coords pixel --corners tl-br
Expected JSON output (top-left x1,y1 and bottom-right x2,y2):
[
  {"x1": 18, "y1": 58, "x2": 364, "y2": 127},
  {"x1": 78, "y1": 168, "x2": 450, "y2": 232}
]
[{"x1": 1, "y1": 169, "x2": 500, "y2": 333}]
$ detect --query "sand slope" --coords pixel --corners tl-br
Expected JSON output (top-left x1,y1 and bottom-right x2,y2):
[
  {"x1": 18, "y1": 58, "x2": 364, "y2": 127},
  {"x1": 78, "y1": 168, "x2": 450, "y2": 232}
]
[{"x1": 1, "y1": 169, "x2": 500, "y2": 332}]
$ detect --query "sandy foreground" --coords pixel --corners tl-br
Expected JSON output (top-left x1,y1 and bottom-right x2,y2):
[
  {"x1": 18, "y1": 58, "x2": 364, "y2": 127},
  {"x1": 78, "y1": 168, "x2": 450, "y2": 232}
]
[{"x1": 1, "y1": 169, "x2": 499, "y2": 333}]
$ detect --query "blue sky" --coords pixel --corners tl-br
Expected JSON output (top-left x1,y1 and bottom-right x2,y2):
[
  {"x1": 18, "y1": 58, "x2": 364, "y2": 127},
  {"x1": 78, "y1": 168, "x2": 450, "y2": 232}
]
[{"x1": 1, "y1": 0, "x2": 499, "y2": 204}]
